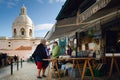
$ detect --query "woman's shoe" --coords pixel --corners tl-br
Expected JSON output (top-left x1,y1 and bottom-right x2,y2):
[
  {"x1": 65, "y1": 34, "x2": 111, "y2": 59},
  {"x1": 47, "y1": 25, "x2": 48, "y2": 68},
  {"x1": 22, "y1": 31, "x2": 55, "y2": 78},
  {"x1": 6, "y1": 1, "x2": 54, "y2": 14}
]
[
  {"x1": 37, "y1": 76, "x2": 42, "y2": 79},
  {"x1": 42, "y1": 75, "x2": 47, "y2": 77}
]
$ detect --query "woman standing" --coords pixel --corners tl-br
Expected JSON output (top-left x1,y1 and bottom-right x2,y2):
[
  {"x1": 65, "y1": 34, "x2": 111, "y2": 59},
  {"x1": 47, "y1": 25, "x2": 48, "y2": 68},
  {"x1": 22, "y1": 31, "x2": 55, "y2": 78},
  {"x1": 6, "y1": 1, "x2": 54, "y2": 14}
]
[{"x1": 32, "y1": 39, "x2": 49, "y2": 79}]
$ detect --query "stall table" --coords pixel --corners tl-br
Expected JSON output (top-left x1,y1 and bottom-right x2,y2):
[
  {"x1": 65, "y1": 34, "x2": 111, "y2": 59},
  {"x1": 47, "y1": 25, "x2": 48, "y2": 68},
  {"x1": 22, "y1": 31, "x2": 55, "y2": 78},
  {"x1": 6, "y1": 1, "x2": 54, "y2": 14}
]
[
  {"x1": 43, "y1": 58, "x2": 61, "y2": 80},
  {"x1": 43, "y1": 57, "x2": 95, "y2": 80},
  {"x1": 68, "y1": 58, "x2": 95, "y2": 80},
  {"x1": 105, "y1": 54, "x2": 120, "y2": 77}
]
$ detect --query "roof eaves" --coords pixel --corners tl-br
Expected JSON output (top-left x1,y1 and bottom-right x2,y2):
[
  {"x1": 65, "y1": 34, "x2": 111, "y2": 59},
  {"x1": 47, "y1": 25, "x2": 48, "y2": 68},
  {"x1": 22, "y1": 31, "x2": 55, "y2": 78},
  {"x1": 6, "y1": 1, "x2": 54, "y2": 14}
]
[{"x1": 56, "y1": 0, "x2": 70, "y2": 20}]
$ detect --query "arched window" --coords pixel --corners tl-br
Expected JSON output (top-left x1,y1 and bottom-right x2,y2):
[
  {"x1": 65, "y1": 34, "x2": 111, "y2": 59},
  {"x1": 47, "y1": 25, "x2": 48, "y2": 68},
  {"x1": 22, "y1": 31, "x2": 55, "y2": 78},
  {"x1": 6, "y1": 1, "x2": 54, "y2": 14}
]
[
  {"x1": 21, "y1": 28, "x2": 25, "y2": 35},
  {"x1": 29, "y1": 29, "x2": 32, "y2": 37},
  {"x1": 14, "y1": 28, "x2": 17, "y2": 36}
]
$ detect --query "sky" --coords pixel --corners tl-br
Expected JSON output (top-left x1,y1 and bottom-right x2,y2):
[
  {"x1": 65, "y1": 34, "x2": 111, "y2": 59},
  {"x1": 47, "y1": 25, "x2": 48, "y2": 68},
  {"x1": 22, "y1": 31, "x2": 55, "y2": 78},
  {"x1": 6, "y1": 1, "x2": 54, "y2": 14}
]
[{"x1": 0, "y1": 0, "x2": 66, "y2": 38}]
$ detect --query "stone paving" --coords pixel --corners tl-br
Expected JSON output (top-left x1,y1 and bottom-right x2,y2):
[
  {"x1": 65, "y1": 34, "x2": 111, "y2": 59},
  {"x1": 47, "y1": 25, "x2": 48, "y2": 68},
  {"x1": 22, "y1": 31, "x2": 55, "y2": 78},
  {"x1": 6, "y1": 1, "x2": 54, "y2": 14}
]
[
  {"x1": 0, "y1": 62, "x2": 68, "y2": 80},
  {"x1": 0, "y1": 62, "x2": 39, "y2": 80},
  {"x1": 0, "y1": 62, "x2": 120, "y2": 80},
  {"x1": 0, "y1": 63, "x2": 19, "y2": 79}
]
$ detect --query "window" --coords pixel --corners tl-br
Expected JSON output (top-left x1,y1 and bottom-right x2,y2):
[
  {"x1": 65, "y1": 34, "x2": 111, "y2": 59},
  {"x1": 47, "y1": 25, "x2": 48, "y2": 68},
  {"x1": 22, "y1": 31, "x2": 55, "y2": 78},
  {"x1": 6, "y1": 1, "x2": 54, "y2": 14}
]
[
  {"x1": 29, "y1": 29, "x2": 32, "y2": 37},
  {"x1": 21, "y1": 28, "x2": 25, "y2": 35},
  {"x1": 8, "y1": 45, "x2": 11, "y2": 47},
  {"x1": 14, "y1": 28, "x2": 17, "y2": 36}
]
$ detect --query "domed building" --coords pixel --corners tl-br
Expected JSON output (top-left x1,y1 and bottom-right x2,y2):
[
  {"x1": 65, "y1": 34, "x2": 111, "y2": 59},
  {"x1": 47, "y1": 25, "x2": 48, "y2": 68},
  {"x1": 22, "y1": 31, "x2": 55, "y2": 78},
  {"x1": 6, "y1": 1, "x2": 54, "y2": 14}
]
[
  {"x1": 12, "y1": 5, "x2": 34, "y2": 39},
  {"x1": 0, "y1": 5, "x2": 40, "y2": 60}
]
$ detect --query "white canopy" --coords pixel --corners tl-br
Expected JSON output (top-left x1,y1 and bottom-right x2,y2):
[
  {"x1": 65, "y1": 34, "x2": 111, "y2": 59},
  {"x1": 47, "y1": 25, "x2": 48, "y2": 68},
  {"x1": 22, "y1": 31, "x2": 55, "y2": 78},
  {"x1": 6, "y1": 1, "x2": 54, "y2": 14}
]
[{"x1": 45, "y1": 9, "x2": 120, "y2": 41}]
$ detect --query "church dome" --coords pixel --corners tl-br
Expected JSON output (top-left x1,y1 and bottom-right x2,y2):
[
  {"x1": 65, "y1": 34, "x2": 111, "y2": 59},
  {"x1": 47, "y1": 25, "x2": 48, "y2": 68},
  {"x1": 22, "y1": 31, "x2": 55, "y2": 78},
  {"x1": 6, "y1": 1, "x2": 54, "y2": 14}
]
[
  {"x1": 12, "y1": 5, "x2": 34, "y2": 39},
  {"x1": 13, "y1": 15, "x2": 33, "y2": 26},
  {"x1": 13, "y1": 5, "x2": 33, "y2": 26}
]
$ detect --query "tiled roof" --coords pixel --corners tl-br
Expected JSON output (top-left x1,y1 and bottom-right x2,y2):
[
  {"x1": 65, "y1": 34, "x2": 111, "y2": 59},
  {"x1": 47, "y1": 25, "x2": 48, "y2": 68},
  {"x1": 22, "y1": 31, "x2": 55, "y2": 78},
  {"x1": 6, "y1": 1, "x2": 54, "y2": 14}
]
[{"x1": 15, "y1": 46, "x2": 32, "y2": 50}]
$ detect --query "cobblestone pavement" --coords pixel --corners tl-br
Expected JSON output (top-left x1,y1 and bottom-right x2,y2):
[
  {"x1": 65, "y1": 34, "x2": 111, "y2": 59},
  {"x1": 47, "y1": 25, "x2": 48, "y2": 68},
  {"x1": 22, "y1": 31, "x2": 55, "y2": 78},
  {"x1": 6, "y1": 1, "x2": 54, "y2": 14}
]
[
  {"x1": 0, "y1": 62, "x2": 119, "y2": 80},
  {"x1": 0, "y1": 63, "x2": 19, "y2": 79},
  {"x1": 0, "y1": 62, "x2": 70, "y2": 80},
  {"x1": 0, "y1": 62, "x2": 46, "y2": 80}
]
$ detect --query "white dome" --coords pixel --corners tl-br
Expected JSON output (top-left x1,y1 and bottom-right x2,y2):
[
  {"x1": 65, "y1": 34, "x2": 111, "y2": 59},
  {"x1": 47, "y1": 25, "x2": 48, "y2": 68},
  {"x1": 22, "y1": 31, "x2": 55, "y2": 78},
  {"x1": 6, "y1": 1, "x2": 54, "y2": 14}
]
[
  {"x1": 12, "y1": 5, "x2": 34, "y2": 39},
  {"x1": 13, "y1": 15, "x2": 33, "y2": 26}
]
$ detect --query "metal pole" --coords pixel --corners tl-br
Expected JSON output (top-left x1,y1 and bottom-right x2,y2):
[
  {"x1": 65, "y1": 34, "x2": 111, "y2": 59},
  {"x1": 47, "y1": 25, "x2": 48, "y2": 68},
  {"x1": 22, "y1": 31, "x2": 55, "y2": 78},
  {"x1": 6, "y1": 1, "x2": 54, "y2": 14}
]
[
  {"x1": 75, "y1": 32, "x2": 78, "y2": 57},
  {"x1": 17, "y1": 58, "x2": 19, "y2": 71},
  {"x1": 21, "y1": 58, "x2": 22, "y2": 68},
  {"x1": 11, "y1": 59, "x2": 13, "y2": 75}
]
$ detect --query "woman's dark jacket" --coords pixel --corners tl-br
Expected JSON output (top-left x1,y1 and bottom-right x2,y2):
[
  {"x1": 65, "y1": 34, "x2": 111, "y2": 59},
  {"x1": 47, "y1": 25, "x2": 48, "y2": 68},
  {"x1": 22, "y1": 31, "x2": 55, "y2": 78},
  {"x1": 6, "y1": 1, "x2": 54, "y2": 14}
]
[{"x1": 32, "y1": 43, "x2": 48, "y2": 62}]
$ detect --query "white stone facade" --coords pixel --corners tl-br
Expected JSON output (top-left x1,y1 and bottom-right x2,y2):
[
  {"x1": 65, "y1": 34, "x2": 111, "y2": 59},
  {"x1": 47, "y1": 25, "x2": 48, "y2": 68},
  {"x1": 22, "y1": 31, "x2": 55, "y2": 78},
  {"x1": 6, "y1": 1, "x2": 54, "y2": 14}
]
[{"x1": 0, "y1": 39, "x2": 39, "y2": 50}]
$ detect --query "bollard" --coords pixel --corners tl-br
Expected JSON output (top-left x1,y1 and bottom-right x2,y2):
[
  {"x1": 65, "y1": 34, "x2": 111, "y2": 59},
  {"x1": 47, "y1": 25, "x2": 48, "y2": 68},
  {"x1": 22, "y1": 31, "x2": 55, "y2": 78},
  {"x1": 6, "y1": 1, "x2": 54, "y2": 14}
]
[
  {"x1": 21, "y1": 58, "x2": 22, "y2": 68},
  {"x1": 11, "y1": 59, "x2": 13, "y2": 75},
  {"x1": 17, "y1": 58, "x2": 19, "y2": 71},
  {"x1": 2, "y1": 59, "x2": 4, "y2": 67}
]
